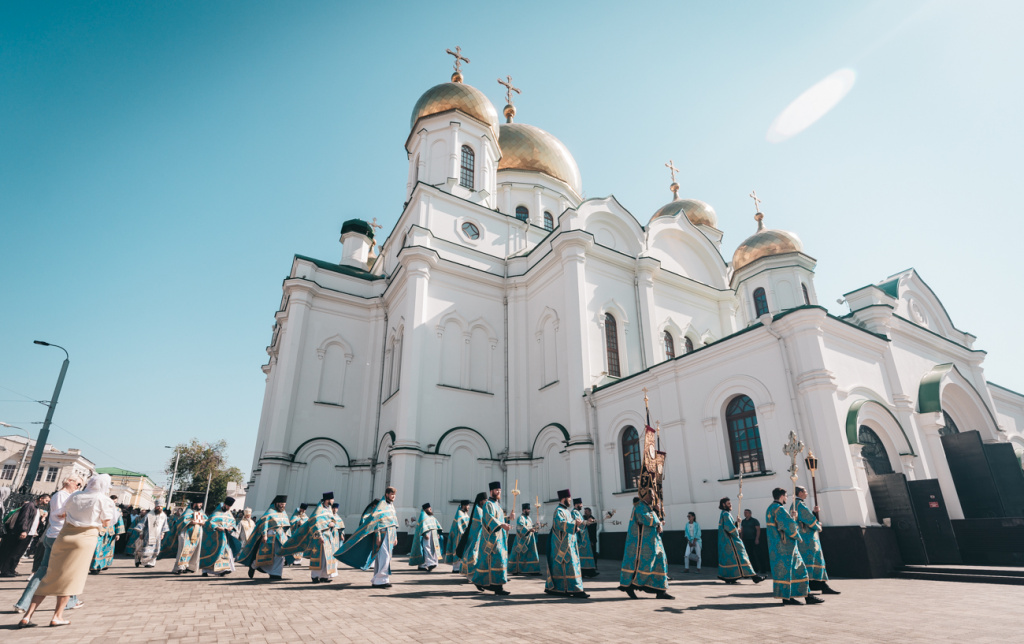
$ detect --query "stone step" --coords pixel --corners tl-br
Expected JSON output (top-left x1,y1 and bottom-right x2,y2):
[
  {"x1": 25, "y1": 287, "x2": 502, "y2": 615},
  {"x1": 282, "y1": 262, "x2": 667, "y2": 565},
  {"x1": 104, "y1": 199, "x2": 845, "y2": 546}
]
[
  {"x1": 895, "y1": 570, "x2": 1024, "y2": 585},
  {"x1": 900, "y1": 565, "x2": 1024, "y2": 577}
]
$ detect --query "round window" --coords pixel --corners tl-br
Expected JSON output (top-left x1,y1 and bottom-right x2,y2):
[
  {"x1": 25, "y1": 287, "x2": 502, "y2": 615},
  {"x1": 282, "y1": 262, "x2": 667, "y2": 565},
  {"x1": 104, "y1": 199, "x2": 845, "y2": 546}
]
[{"x1": 461, "y1": 222, "x2": 480, "y2": 240}]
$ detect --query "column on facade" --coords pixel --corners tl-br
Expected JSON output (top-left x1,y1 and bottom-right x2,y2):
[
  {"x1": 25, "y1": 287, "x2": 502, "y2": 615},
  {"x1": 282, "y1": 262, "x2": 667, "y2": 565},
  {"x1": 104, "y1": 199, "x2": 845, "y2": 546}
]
[
  {"x1": 636, "y1": 258, "x2": 658, "y2": 368},
  {"x1": 917, "y1": 411, "x2": 965, "y2": 520},
  {"x1": 848, "y1": 444, "x2": 876, "y2": 525}
]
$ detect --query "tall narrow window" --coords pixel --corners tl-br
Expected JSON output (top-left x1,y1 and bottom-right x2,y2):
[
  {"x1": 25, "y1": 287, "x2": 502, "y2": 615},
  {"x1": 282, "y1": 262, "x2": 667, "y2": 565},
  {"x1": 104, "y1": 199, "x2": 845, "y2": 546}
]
[
  {"x1": 726, "y1": 395, "x2": 766, "y2": 475},
  {"x1": 684, "y1": 336, "x2": 695, "y2": 354},
  {"x1": 663, "y1": 331, "x2": 675, "y2": 359},
  {"x1": 459, "y1": 145, "x2": 475, "y2": 190},
  {"x1": 802, "y1": 283, "x2": 811, "y2": 305},
  {"x1": 516, "y1": 205, "x2": 529, "y2": 221},
  {"x1": 940, "y1": 411, "x2": 960, "y2": 437},
  {"x1": 753, "y1": 287, "x2": 769, "y2": 317},
  {"x1": 543, "y1": 211, "x2": 554, "y2": 231},
  {"x1": 858, "y1": 425, "x2": 894, "y2": 475},
  {"x1": 621, "y1": 426, "x2": 641, "y2": 490},
  {"x1": 604, "y1": 313, "x2": 620, "y2": 377}
]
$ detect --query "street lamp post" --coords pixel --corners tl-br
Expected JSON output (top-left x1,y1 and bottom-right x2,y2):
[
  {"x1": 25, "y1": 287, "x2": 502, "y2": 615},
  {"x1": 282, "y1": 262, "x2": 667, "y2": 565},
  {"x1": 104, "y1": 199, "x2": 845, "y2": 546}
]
[
  {"x1": 21, "y1": 341, "x2": 69, "y2": 494},
  {"x1": 166, "y1": 445, "x2": 181, "y2": 508}
]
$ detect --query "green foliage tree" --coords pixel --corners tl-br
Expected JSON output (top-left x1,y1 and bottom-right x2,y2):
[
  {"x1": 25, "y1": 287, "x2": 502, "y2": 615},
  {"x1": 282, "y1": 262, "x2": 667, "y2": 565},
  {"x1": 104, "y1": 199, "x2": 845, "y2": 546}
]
[{"x1": 165, "y1": 439, "x2": 244, "y2": 510}]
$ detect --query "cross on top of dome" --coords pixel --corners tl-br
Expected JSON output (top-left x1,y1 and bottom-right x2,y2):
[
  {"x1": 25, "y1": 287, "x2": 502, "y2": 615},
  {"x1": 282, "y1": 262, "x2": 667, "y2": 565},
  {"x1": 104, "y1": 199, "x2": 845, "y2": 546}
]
[
  {"x1": 498, "y1": 75, "x2": 521, "y2": 123},
  {"x1": 445, "y1": 46, "x2": 470, "y2": 83},
  {"x1": 665, "y1": 159, "x2": 681, "y2": 200}
]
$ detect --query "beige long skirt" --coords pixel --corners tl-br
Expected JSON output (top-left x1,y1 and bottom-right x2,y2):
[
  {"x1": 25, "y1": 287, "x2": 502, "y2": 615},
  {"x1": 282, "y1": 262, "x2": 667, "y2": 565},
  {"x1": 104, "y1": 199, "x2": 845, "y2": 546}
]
[{"x1": 36, "y1": 525, "x2": 99, "y2": 597}]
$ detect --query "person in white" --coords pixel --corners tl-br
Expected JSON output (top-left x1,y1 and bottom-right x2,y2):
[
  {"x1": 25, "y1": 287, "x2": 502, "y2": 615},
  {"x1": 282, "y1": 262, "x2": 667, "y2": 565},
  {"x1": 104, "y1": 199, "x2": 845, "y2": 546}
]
[
  {"x1": 684, "y1": 511, "x2": 702, "y2": 573},
  {"x1": 133, "y1": 499, "x2": 170, "y2": 567},
  {"x1": 13, "y1": 476, "x2": 83, "y2": 613},
  {"x1": 236, "y1": 508, "x2": 256, "y2": 545}
]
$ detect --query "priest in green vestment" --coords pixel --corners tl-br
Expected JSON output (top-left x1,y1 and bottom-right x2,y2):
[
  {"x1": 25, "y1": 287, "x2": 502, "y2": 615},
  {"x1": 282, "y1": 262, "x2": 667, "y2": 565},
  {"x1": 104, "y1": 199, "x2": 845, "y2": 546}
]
[
  {"x1": 444, "y1": 500, "x2": 471, "y2": 572},
  {"x1": 237, "y1": 495, "x2": 291, "y2": 580},
  {"x1": 717, "y1": 497, "x2": 764, "y2": 584},
  {"x1": 336, "y1": 487, "x2": 398, "y2": 588},
  {"x1": 508, "y1": 502, "x2": 541, "y2": 575},
  {"x1": 283, "y1": 492, "x2": 341, "y2": 583},
  {"x1": 459, "y1": 493, "x2": 486, "y2": 579},
  {"x1": 470, "y1": 481, "x2": 512, "y2": 595},
  {"x1": 792, "y1": 486, "x2": 839, "y2": 595},
  {"x1": 618, "y1": 494, "x2": 673, "y2": 600},
  {"x1": 172, "y1": 500, "x2": 207, "y2": 574},
  {"x1": 766, "y1": 487, "x2": 823, "y2": 606},
  {"x1": 544, "y1": 489, "x2": 589, "y2": 598},
  {"x1": 408, "y1": 503, "x2": 442, "y2": 571},
  {"x1": 199, "y1": 497, "x2": 240, "y2": 577},
  {"x1": 572, "y1": 497, "x2": 599, "y2": 578}
]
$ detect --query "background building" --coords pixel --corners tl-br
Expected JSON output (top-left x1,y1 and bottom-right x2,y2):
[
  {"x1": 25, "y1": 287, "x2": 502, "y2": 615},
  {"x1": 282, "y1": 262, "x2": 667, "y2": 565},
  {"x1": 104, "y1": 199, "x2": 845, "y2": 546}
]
[
  {"x1": 0, "y1": 435, "x2": 95, "y2": 495},
  {"x1": 96, "y1": 466, "x2": 164, "y2": 509}
]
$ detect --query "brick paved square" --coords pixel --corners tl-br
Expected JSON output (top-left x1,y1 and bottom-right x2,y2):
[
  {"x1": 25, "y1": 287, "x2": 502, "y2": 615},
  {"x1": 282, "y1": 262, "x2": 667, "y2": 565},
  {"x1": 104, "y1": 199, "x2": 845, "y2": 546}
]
[{"x1": 2, "y1": 556, "x2": 1020, "y2": 642}]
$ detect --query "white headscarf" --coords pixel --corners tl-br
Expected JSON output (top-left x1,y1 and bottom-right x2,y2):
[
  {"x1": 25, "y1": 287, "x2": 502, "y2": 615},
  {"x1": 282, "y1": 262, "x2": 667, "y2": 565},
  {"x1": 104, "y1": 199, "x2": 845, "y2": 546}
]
[
  {"x1": 64, "y1": 474, "x2": 116, "y2": 528},
  {"x1": 82, "y1": 473, "x2": 112, "y2": 496}
]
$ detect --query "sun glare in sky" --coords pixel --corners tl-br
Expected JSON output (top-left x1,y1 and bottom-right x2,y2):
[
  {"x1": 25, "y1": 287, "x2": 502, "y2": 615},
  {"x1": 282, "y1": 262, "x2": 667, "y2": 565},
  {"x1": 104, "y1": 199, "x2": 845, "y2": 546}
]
[{"x1": 766, "y1": 68, "x2": 857, "y2": 143}]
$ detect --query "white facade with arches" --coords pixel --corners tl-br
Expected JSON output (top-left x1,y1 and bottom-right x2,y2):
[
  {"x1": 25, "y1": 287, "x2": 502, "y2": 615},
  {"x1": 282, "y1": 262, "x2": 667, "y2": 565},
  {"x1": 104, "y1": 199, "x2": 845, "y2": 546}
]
[{"x1": 245, "y1": 68, "x2": 1024, "y2": 558}]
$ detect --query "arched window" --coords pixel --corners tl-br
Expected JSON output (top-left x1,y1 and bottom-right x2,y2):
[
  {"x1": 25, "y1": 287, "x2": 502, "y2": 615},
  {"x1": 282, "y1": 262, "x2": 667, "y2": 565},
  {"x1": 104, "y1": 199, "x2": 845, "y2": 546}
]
[
  {"x1": 684, "y1": 336, "x2": 695, "y2": 354},
  {"x1": 621, "y1": 426, "x2": 641, "y2": 490},
  {"x1": 940, "y1": 411, "x2": 960, "y2": 437},
  {"x1": 663, "y1": 331, "x2": 675, "y2": 360},
  {"x1": 543, "y1": 211, "x2": 554, "y2": 231},
  {"x1": 604, "y1": 313, "x2": 621, "y2": 377},
  {"x1": 858, "y1": 425, "x2": 894, "y2": 475},
  {"x1": 459, "y1": 145, "x2": 475, "y2": 190},
  {"x1": 725, "y1": 395, "x2": 766, "y2": 475},
  {"x1": 753, "y1": 287, "x2": 769, "y2": 317},
  {"x1": 802, "y1": 283, "x2": 811, "y2": 305},
  {"x1": 515, "y1": 205, "x2": 529, "y2": 221}
]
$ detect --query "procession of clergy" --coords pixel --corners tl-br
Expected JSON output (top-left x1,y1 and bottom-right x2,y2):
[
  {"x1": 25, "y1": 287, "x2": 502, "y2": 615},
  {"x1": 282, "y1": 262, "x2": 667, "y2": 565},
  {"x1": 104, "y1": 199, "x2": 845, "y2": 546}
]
[{"x1": 116, "y1": 478, "x2": 840, "y2": 606}]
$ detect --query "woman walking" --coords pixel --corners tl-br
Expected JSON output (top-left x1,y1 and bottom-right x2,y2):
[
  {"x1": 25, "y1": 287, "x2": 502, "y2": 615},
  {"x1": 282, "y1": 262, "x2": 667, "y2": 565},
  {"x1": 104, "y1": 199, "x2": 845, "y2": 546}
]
[{"x1": 17, "y1": 474, "x2": 116, "y2": 628}]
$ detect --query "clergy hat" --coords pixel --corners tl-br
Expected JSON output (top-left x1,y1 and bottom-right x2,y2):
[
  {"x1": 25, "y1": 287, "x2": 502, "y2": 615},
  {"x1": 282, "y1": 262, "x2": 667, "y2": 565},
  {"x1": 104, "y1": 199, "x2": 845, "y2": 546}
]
[
  {"x1": 332, "y1": 503, "x2": 340, "y2": 509},
  {"x1": 155, "y1": 498, "x2": 165, "y2": 507},
  {"x1": 474, "y1": 492, "x2": 487, "y2": 504},
  {"x1": 460, "y1": 499, "x2": 470, "y2": 506},
  {"x1": 522, "y1": 503, "x2": 530, "y2": 510},
  {"x1": 272, "y1": 494, "x2": 288, "y2": 505},
  {"x1": 223, "y1": 497, "x2": 236, "y2": 507},
  {"x1": 300, "y1": 502, "x2": 309, "y2": 510},
  {"x1": 573, "y1": 497, "x2": 583, "y2": 505},
  {"x1": 488, "y1": 481, "x2": 501, "y2": 491},
  {"x1": 422, "y1": 502, "x2": 431, "y2": 510},
  {"x1": 322, "y1": 491, "x2": 334, "y2": 501},
  {"x1": 557, "y1": 489, "x2": 572, "y2": 500}
]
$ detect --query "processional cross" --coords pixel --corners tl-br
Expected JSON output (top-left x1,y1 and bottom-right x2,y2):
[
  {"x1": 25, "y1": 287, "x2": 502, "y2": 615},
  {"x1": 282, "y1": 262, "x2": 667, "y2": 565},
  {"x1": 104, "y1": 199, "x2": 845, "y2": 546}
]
[
  {"x1": 445, "y1": 46, "x2": 470, "y2": 81},
  {"x1": 782, "y1": 430, "x2": 805, "y2": 498}
]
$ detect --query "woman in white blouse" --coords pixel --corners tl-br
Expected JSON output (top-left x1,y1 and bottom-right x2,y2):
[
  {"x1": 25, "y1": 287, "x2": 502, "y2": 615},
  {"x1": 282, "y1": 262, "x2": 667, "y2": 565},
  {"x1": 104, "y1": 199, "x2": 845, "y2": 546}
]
[{"x1": 18, "y1": 473, "x2": 116, "y2": 628}]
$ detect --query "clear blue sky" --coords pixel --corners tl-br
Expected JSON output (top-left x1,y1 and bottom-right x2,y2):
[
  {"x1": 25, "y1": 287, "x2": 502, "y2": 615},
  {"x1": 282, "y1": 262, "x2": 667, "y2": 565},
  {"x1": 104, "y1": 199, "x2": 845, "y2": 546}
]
[{"x1": 2, "y1": 1, "x2": 1021, "y2": 483}]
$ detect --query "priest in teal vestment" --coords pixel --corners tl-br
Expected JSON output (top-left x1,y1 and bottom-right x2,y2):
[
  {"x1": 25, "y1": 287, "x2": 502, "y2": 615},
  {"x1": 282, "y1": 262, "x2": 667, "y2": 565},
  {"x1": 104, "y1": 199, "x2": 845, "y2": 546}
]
[
  {"x1": 544, "y1": 489, "x2": 589, "y2": 597},
  {"x1": 508, "y1": 503, "x2": 541, "y2": 575},
  {"x1": 459, "y1": 493, "x2": 486, "y2": 578},
  {"x1": 445, "y1": 500, "x2": 471, "y2": 572},
  {"x1": 792, "y1": 486, "x2": 839, "y2": 594},
  {"x1": 336, "y1": 487, "x2": 398, "y2": 588},
  {"x1": 199, "y1": 497, "x2": 240, "y2": 576},
  {"x1": 408, "y1": 503, "x2": 442, "y2": 571},
  {"x1": 172, "y1": 501, "x2": 207, "y2": 574},
  {"x1": 284, "y1": 492, "x2": 341, "y2": 582},
  {"x1": 717, "y1": 497, "x2": 763, "y2": 584},
  {"x1": 90, "y1": 496, "x2": 125, "y2": 572},
  {"x1": 286, "y1": 502, "x2": 309, "y2": 565},
  {"x1": 618, "y1": 494, "x2": 673, "y2": 600},
  {"x1": 766, "y1": 487, "x2": 822, "y2": 605},
  {"x1": 572, "y1": 497, "x2": 598, "y2": 578},
  {"x1": 470, "y1": 481, "x2": 512, "y2": 595},
  {"x1": 237, "y1": 495, "x2": 291, "y2": 580}
]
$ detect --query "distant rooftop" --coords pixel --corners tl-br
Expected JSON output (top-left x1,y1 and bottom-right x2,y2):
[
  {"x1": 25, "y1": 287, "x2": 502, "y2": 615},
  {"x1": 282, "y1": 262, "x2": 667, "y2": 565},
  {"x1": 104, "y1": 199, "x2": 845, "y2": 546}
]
[{"x1": 96, "y1": 466, "x2": 150, "y2": 480}]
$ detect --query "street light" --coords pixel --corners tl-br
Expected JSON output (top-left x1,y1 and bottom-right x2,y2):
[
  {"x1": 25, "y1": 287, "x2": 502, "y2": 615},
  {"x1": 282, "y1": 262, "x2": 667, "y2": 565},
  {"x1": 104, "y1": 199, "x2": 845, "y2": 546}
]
[
  {"x1": 21, "y1": 341, "x2": 70, "y2": 494},
  {"x1": 165, "y1": 445, "x2": 181, "y2": 507}
]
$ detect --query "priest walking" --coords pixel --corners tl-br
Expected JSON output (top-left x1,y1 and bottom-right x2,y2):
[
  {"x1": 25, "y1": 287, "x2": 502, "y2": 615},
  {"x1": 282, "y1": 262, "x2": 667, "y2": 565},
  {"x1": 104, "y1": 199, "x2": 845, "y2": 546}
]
[
  {"x1": 444, "y1": 500, "x2": 471, "y2": 573},
  {"x1": 238, "y1": 495, "x2": 292, "y2": 581},
  {"x1": 717, "y1": 497, "x2": 764, "y2": 585},
  {"x1": 618, "y1": 493, "x2": 673, "y2": 600},
  {"x1": 199, "y1": 497, "x2": 239, "y2": 577},
  {"x1": 792, "y1": 486, "x2": 840, "y2": 595},
  {"x1": 544, "y1": 489, "x2": 588, "y2": 598},
  {"x1": 132, "y1": 499, "x2": 169, "y2": 568},
  {"x1": 572, "y1": 497, "x2": 598, "y2": 578},
  {"x1": 336, "y1": 487, "x2": 398, "y2": 588},
  {"x1": 408, "y1": 503, "x2": 442, "y2": 571},
  {"x1": 470, "y1": 481, "x2": 512, "y2": 596},
  {"x1": 766, "y1": 487, "x2": 823, "y2": 606},
  {"x1": 508, "y1": 502, "x2": 541, "y2": 576}
]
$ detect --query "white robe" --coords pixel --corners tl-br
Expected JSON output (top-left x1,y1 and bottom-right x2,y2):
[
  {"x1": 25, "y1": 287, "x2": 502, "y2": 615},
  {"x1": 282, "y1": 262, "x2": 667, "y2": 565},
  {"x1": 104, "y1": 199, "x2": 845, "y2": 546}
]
[{"x1": 134, "y1": 513, "x2": 170, "y2": 566}]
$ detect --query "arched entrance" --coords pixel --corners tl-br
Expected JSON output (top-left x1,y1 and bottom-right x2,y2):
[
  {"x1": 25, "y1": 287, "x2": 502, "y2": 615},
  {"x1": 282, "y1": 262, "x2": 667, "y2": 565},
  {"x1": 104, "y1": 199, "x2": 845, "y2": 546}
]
[{"x1": 858, "y1": 426, "x2": 894, "y2": 476}]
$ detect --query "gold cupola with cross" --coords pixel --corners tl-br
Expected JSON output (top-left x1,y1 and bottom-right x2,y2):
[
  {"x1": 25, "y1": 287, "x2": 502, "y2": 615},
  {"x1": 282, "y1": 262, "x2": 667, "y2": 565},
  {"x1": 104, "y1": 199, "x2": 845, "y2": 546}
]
[{"x1": 648, "y1": 159, "x2": 718, "y2": 229}]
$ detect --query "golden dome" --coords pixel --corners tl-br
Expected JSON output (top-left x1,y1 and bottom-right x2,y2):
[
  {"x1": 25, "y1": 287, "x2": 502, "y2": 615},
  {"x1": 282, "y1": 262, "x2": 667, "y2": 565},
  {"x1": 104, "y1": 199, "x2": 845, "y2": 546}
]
[
  {"x1": 650, "y1": 198, "x2": 718, "y2": 228},
  {"x1": 410, "y1": 82, "x2": 499, "y2": 134},
  {"x1": 497, "y1": 123, "x2": 582, "y2": 195},
  {"x1": 732, "y1": 213, "x2": 803, "y2": 271}
]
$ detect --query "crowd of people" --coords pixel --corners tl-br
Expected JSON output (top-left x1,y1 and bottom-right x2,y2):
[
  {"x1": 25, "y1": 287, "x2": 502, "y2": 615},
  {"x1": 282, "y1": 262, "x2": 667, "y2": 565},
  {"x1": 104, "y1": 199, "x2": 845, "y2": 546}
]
[{"x1": 3, "y1": 475, "x2": 841, "y2": 628}]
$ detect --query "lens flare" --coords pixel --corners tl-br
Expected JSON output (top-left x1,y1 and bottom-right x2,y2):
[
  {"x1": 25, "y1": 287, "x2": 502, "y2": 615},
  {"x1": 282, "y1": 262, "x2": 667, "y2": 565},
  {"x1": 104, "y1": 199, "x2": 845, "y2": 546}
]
[{"x1": 766, "y1": 68, "x2": 857, "y2": 143}]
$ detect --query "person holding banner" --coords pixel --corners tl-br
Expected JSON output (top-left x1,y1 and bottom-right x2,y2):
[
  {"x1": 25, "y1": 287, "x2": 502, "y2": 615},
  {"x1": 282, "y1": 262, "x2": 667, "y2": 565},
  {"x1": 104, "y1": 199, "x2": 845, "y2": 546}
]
[{"x1": 792, "y1": 486, "x2": 839, "y2": 595}]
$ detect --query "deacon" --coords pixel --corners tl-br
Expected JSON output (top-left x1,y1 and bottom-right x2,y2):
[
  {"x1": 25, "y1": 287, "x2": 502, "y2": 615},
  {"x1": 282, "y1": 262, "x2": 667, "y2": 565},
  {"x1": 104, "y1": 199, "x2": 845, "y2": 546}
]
[
  {"x1": 408, "y1": 503, "x2": 442, "y2": 571},
  {"x1": 618, "y1": 494, "x2": 673, "y2": 600},
  {"x1": 199, "y1": 497, "x2": 239, "y2": 577},
  {"x1": 285, "y1": 492, "x2": 341, "y2": 583},
  {"x1": 717, "y1": 497, "x2": 764, "y2": 585},
  {"x1": 173, "y1": 500, "x2": 207, "y2": 575},
  {"x1": 286, "y1": 502, "x2": 310, "y2": 566},
  {"x1": 336, "y1": 487, "x2": 398, "y2": 588},
  {"x1": 459, "y1": 493, "x2": 487, "y2": 579},
  {"x1": 470, "y1": 481, "x2": 512, "y2": 595},
  {"x1": 332, "y1": 502, "x2": 346, "y2": 545},
  {"x1": 544, "y1": 489, "x2": 588, "y2": 598},
  {"x1": 572, "y1": 497, "x2": 598, "y2": 578},
  {"x1": 90, "y1": 495, "x2": 125, "y2": 574},
  {"x1": 238, "y1": 494, "x2": 292, "y2": 580},
  {"x1": 444, "y1": 500, "x2": 471, "y2": 573},
  {"x1": 132, "y1": 499, "x2": 169, "y2": 568},
  {"x1": 766, "y1": 487, "x2": 823, "y2": 605},
  {"x1": 508, "y1": 502, "x2": 541, "y2": 576},
  {"x1": 793, "y1": 486, "x2": 839, "y2": 595}
]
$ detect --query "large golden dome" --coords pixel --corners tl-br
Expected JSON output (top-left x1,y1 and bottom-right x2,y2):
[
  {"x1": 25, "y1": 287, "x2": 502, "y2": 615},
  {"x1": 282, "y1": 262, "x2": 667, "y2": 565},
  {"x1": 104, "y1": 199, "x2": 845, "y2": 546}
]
[
  {"x1": 732, "y1": 213, "x2": 803, "y2": 271},
  {"x1": 410, "y1": 82, "x2": 499, "y2": 134},
  {"x1": 650, "y1": 198, "x2": 718, "y2": 228},
  {"x1": 497, "y1": 123, "x2": 582, "y2": 195}
]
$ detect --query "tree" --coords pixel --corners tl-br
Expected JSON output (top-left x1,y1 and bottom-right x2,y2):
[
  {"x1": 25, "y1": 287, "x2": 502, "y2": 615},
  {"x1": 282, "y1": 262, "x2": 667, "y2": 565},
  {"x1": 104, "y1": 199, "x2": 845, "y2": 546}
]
[{"x1": 165, "y1": 439, "x2": 244, "y2": 510}]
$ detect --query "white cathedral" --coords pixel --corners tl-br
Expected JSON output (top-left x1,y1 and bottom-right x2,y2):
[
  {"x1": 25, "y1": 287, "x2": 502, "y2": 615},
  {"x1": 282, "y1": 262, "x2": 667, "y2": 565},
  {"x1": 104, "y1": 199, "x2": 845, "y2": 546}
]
[{"x1": 246, "y1": 55, "x2": 1024, "y2": 572}]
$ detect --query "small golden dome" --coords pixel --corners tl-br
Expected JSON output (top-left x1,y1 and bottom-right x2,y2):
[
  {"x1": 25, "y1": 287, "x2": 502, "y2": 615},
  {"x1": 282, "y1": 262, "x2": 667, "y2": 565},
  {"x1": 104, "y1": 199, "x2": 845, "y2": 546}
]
[
  {"x1": 497, "y1": 123, "x2": 582, "y2": 195},
  {"x1": 410, "y1": 82, "x2": 499, "y2": 133},
  {"x1": 732, "y1": 213, "x2": 803, "y2": 271},
  {"x1": 650, "y1": 198, "x2": 718, "y2": 228}
]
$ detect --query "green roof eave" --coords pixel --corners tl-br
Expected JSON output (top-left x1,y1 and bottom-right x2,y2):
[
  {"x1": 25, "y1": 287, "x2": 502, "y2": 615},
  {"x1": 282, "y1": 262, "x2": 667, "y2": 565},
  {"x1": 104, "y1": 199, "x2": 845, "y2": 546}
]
[
  {"x1": 294, "y1": 255, "x2": 385, "y2": 281},
  {"x1": 844, "y1": 399, "x2": 915, "y2": 456}
]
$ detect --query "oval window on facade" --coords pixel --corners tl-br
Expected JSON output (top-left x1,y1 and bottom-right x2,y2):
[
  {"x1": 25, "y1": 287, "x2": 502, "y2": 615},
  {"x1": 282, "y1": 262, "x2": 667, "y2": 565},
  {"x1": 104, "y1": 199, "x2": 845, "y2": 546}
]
[{"x1": 461, "y1": 222, "x2": 480, "y2": 240}]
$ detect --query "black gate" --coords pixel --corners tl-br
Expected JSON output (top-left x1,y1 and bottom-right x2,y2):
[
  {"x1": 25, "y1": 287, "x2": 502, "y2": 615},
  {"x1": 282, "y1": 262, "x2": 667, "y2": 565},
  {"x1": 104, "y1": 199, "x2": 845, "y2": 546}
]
[
  {"x1": 942, "y1": 430, "x2": 1004, "y2": 518},
  {"x1": 868, "y1": 473, "x2": 928, "y2": 564},
  {"x1": 985, "y1": 442, "x2": 1024, "y2": 517},
  {"x1": 907, "y1": 479, "x2": 961, "y2": 564}
]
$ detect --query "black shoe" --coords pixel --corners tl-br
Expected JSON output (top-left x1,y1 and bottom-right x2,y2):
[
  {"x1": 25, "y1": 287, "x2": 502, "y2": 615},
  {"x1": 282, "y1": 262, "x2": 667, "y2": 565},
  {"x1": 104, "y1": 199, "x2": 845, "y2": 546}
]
[
  {"x1": 312, "y1": 579, "x2": 321, "y2": 584},
  {"x1": 135, "y1": 562, "x2": 140, "y2": 568},
  {"x1": 544, "y1": 588, "x2": 558, "y2": 595},
  {"x1": 427, "y1": 565, "x2": 436, "y2": 571},
  {"x1": 493, "y1": 588, "x2": 510, "y2": 596},
  {"x1": 656, "y1": 591, "x2": 675, "y2": 600},
  {"x1": 89, "y1": 570, "x2": 99, "y2": 575},
  {"x1": 571, "y1": 591, "x2": 590, "y2": 599},
  {"x1": 475, "y1": 584, "x2": 484, "y2": 591},
  {"x1": 805, "y1": 594, "x2": 825, "y2": 604},
  {"x1": 751, "y1": 575, "x2": 765, "y2": 584},
  {"x1": 372, "y1": 583, "x2": 391, "y2": 588},
  {"x1": 718, "y1": 576, "x2": 739, "y2": 584},
  {"x1": 619, "y1": 585, "x2": 638, "y2": 599},
  {"x1": 248, "y1": 567, "x2": 255, "y2": 579},
  {"x1": 202, "y1": 572, "x2": 208, "y2": 577},
  {"x1": 820, "y1": 584, "x2": 841, "y2": 595},
  {"x1": 269, "y1": 575, "x2": 283, "y2": 581},
  {"x1": 174, "y1": 569, "x2": 182, "y2": 575},
  {"x1": 783, "y1": 598, "x2": 803, "y2": 606}
]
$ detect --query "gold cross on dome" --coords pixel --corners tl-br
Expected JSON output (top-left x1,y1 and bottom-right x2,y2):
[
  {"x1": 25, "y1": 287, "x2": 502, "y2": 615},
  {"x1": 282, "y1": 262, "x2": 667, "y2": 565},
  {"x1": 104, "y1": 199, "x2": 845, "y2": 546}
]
[
  {"x1": 749, "y1": 190, "x2": 762, "y2": 213},
  {"x1": 498, "y1": 75, "x2": 521, "y2": 105},
  {"x1": 445, "y1": 46, "x2": 470, "y2": 74},
  {"x1": 665, "y1": 160, "x2": 680, "y2": 185},
  {"x1": 369, "y1": 217, "x2": 383, "y2": 230}
]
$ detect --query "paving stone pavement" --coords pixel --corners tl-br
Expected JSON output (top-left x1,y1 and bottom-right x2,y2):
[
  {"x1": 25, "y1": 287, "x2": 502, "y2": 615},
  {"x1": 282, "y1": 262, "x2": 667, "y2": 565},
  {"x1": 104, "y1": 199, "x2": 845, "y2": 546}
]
[{"x1": 1, "y1": 555, "x2": 1021, "y2": 643}]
